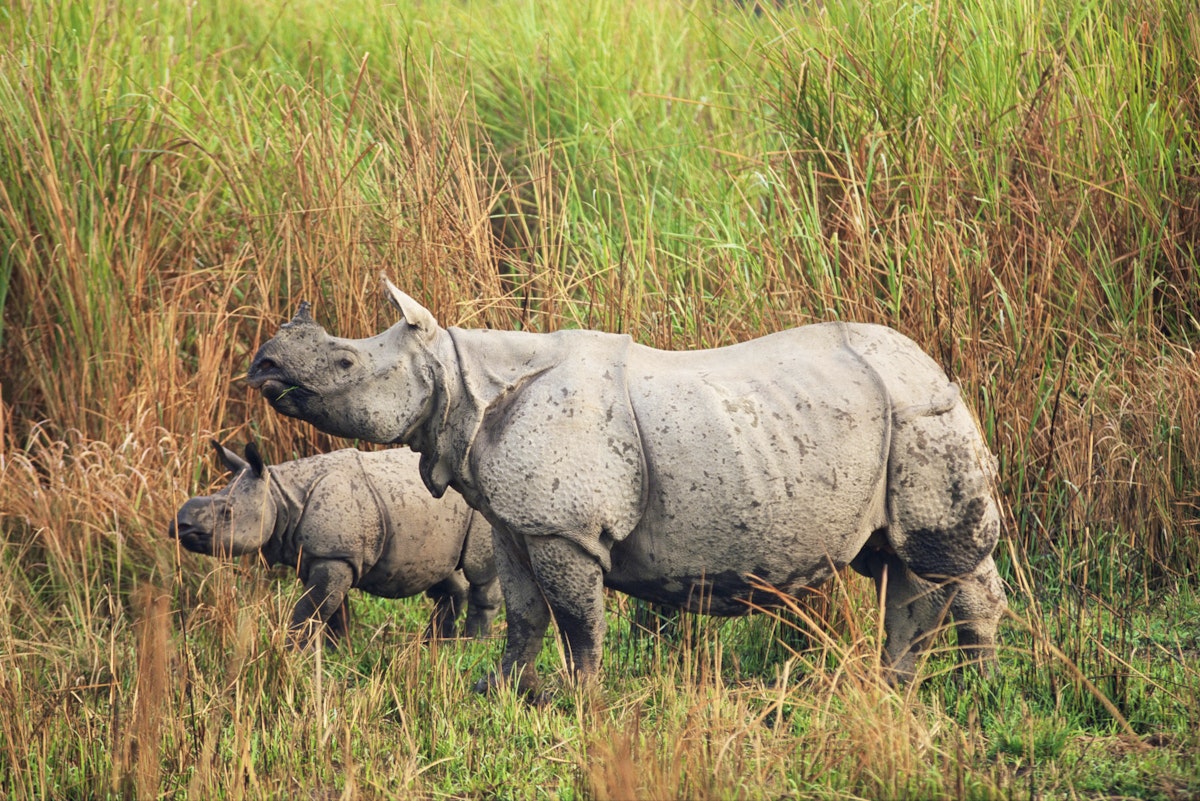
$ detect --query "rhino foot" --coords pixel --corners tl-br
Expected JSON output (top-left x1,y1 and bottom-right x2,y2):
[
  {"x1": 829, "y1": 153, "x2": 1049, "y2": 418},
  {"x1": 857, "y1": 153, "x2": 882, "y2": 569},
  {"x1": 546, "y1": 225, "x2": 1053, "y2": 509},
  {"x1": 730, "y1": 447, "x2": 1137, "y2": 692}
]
[{"x1": 473, "y1": 668, "x2": 547, "y2": 706}]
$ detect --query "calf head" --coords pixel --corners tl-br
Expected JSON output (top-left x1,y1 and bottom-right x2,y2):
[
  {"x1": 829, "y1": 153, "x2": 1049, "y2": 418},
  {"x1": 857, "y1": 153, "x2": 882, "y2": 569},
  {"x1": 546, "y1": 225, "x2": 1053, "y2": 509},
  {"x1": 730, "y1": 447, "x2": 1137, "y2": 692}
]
[
  {"x1": 170, "y1": 441, "x2": 276, "y2": 558},
  {"x1": 246, "y1": 279, "x2": 443, "y2": 445}
]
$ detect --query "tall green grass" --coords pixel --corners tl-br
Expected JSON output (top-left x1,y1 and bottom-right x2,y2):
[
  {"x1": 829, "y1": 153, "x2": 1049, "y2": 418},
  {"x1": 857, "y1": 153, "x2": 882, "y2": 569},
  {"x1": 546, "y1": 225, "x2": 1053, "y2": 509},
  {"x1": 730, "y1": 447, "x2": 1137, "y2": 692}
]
[{"x1": 1, "y1": 0, "x2": 1198, "y2": 797}]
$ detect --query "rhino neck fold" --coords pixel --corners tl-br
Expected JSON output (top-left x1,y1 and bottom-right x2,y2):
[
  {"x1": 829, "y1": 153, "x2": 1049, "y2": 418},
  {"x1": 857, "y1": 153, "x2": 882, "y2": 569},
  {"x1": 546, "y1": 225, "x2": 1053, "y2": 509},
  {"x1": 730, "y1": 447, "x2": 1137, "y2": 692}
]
[
  {"x1": 414, "y1": 326, "x2": 561, "y2": 502},
  {"x1": 263, "y1": 467, "x2": 302, "y2": 567}
]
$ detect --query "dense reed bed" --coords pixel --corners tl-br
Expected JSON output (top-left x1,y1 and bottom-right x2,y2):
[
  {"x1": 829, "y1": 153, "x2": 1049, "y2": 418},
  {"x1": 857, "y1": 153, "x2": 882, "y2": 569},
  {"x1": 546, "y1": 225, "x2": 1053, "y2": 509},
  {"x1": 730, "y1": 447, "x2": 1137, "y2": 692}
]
[{"x1": 1, "y1": 0, "x2": 1197, "y2": 797}]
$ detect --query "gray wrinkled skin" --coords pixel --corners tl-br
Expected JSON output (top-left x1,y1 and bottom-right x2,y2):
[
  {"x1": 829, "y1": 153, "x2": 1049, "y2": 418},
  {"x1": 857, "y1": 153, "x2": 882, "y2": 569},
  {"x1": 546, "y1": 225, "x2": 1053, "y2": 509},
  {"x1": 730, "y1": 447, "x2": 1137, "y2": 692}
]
[
  {"x1": 247, "y1": 280, "x2": 1006, "y2": 692},
  {"x1": 169, "y1": 440, "x2": 500, "y2": 645}
]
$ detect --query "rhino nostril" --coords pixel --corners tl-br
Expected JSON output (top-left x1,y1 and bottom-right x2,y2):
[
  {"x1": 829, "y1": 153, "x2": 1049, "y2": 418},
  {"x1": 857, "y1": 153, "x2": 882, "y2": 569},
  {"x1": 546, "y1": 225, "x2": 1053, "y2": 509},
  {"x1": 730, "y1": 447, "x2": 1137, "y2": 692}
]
[{"x1": 256, "y1": 357, "x2": 279, "y2": 372}]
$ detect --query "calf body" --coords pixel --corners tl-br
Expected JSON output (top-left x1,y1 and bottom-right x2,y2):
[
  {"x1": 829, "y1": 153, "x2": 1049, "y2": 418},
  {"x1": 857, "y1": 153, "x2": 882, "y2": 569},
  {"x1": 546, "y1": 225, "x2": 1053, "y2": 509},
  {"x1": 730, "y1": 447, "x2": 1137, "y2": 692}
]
[
  {"x1": 246, "y1": 281, "x2": 1006, "y2": 691},
  {"x1": 170, "y1": 441, "x2": 500, "y2": 644}
]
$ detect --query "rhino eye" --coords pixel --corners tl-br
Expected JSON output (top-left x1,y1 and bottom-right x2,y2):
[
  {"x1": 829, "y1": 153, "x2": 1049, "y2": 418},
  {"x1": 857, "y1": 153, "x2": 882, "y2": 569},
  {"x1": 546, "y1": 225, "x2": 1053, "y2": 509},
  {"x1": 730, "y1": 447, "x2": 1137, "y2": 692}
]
[{"x1": 337, "y1": 357, "x2": 355, "y2": 370}]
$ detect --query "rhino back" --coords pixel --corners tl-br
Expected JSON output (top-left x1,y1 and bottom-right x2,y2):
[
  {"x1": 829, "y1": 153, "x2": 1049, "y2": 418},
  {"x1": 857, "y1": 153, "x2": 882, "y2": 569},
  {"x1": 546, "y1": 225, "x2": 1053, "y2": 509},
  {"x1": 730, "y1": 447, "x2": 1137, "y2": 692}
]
[{"x1": 605, "y1": 322, "x2": 893, "y2": 611}]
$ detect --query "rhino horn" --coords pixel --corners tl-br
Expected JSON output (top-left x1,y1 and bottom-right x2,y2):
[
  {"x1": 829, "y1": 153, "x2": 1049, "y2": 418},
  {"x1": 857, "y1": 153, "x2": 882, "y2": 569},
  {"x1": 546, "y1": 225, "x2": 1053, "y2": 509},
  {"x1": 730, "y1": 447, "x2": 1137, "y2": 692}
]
[
  {"x1": 380, "y1": 274, "x2": 438, "y2": 336},
  {"x1": 282, "y1": 301, "x2": 317, "y2": 329}
]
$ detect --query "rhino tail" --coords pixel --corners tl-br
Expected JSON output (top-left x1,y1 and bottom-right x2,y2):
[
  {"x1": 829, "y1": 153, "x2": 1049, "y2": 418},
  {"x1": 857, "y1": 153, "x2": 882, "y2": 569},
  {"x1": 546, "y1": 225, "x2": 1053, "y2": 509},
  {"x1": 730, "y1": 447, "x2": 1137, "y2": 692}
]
[{"x1": 890, "y1": 383, "x2": 962, "y2": 424}]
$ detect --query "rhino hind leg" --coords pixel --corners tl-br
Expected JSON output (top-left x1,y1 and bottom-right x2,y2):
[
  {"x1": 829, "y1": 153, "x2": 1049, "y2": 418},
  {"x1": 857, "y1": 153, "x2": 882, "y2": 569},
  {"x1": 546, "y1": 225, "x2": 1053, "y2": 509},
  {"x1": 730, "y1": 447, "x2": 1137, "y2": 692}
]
[
  {"x1": 424, "y1": 571, "x2": 468, "y2": 640},
  {"x1": 461, "y1": 520, "x2": 502, "y2": 638},
  {"x1": 462, "y1": 574, "x2": 502, "y2": 638}
]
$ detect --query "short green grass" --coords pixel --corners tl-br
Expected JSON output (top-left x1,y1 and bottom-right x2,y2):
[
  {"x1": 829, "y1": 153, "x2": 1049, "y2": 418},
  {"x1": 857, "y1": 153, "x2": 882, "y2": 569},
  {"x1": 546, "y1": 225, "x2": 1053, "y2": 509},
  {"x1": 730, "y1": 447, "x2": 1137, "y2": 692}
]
[{"x1": 2, "y1": 0, "x2": 1199, "y2": 797}]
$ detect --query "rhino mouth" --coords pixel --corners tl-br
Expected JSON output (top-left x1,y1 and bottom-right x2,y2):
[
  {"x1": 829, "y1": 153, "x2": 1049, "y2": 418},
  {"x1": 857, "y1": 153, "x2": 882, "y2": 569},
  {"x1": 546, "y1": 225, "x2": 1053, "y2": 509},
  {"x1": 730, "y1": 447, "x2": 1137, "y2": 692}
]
[
  {"x1": 169, "y1": 520, "x2": 214, "y2": 555},
  {"x1": 259, "y1": 379, "x2": 306, "y2": 404},
  {"x1": 171, "y1": 521, "x2": 247, "y2": 559},
  {"x1": 246, "y1": 357, "x2": 310, "y2": 411}
]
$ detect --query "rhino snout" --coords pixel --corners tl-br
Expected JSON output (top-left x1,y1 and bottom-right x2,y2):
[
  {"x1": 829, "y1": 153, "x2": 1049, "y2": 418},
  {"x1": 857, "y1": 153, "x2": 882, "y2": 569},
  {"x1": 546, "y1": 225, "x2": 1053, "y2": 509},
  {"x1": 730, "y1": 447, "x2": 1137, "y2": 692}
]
[
  {"x1": 245, "y1": 354, "x2": 284, "y2": 390},
  {"x1": 170, "y1": 519, "x2": 214, "y2": 555}
]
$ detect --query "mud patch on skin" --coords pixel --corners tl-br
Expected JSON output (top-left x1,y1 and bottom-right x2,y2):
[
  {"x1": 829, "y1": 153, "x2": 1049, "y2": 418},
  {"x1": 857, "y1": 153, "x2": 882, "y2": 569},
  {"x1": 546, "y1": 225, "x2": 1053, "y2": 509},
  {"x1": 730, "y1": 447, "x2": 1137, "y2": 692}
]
[{"x1": 899, "y1": 497, "x2": 995, "y2": 579}]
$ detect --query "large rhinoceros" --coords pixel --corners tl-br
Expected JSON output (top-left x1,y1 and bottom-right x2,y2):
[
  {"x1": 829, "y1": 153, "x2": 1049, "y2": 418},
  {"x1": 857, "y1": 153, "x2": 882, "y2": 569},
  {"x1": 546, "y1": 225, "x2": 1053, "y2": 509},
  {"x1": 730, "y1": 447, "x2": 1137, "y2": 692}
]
[
  {"x1": 170, "y1": 440, "x2": 500, "y2": 645},
  {"x1": 246, "y1": 279, "x2": 1007, "y2": 692}
]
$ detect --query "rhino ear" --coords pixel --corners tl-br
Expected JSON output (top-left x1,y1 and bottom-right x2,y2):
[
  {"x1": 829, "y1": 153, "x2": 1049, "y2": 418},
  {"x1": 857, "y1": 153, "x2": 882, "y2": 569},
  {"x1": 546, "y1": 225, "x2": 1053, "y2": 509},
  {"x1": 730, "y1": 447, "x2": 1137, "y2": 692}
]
[
  {"x1": 381, "y1": 274, "x2": 438, "y2": 338},
  {"x1": 212, "y1": 439, "x2": 249, "y2": 474},
  {"x1": 243, "y1": 442, "x2": 268, "y2": 478}
]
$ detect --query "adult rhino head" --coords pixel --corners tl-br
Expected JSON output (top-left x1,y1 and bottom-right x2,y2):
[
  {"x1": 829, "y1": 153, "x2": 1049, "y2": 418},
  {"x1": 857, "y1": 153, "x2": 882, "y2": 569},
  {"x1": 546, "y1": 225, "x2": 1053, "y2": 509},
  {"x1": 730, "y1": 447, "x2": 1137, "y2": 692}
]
[
  {"x1": 247, "y1": 297, "x2": 442, "y2": 450},
  {"x1": 248, "y1": 277, "x2": 1007, "y2": 698}
]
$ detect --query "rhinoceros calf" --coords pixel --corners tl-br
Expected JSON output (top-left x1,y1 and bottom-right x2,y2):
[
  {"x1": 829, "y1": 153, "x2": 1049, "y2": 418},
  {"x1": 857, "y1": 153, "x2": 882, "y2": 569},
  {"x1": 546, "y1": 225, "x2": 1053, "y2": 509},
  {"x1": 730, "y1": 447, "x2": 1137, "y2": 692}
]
[
  {"x1": 170, "y1": 440, "x2": 500, "y2": 645},
  {"x1": 246, "y1": 280, "x2": 1007, "y2": 692}
]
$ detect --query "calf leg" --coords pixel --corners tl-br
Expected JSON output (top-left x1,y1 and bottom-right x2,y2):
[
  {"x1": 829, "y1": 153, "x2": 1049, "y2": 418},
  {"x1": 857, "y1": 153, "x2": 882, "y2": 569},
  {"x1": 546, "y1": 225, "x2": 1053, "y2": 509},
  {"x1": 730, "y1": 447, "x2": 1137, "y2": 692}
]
[
  {"x1": 461, "y1": 521, "x2": 502, "y2": 638},
  {"x1": 325, "y1": 596, "x2": 351, "y2": 645},
  {"x1": 424, "y1": 571, "x2": 468, "y2": 640},
  {"x1": 525, "y1": 535, "x2": 607, "y2": 682},
  {"x1": 475, "y1": 528, "x2": 551, "y2": 697},
  {"x1": 292, "y1": 559, "x2": 355, "y2": 649}
]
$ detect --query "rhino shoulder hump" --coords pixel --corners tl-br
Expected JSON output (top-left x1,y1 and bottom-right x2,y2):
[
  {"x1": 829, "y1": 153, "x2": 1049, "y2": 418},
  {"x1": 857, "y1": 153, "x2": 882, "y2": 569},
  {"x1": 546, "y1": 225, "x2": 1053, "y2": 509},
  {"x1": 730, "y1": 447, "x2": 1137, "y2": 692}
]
[{"x1": 469, "y1": 337, "x2": 648, "y2": 565}]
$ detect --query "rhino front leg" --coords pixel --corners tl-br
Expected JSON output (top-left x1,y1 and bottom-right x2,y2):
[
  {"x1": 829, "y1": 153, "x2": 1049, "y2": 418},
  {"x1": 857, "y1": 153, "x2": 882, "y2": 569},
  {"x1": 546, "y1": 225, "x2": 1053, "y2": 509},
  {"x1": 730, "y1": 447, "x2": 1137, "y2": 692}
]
[
  {"x1": 424, "y1": 571, "x2": 468, "y2": 640},
  {"x1": 326, "y1": 595, "x2": 350, "y2": 643},
  {"x1": 291, "y1": 559, "x2": 355, "y2": 648},
  {"x1": 525, "y1": 535, "x2": 607, "y2": 683},
  {"x1": 475, "y1": 528, "x2": 551, "y2": 697}
]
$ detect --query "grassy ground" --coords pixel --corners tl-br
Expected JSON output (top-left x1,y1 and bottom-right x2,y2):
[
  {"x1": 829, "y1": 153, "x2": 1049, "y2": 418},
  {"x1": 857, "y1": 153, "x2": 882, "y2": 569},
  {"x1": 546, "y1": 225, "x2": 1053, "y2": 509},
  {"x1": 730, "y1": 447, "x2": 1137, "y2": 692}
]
[{"x1": 1, "y1": 0, "x2": 1198, "y2": 797}]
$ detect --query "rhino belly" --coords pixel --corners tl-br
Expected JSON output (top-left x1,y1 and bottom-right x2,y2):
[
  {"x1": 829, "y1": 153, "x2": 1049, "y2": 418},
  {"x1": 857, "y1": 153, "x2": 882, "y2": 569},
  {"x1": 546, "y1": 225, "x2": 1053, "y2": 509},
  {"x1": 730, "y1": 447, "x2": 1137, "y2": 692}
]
[
  {"x1": 356, "y1": 544, "x2": 463, "y2": 598},
  {"x1": 609, "y1": 341, "x2": 890, "y2": 614}
]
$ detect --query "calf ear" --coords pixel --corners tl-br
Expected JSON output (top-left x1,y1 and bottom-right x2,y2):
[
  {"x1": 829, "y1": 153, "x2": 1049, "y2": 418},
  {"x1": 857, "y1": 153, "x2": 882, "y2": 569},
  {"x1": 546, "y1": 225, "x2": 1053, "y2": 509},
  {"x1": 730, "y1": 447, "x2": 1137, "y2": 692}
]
[
  {"x1": 212, "y1": 439, "x2": 249, "y2": 474},
  {"x1": 243, "y1": 442, "x2": 268, "y2": 478},
  {"x1": 381, "y1": 274, "x2": 438, "y2": 338}
]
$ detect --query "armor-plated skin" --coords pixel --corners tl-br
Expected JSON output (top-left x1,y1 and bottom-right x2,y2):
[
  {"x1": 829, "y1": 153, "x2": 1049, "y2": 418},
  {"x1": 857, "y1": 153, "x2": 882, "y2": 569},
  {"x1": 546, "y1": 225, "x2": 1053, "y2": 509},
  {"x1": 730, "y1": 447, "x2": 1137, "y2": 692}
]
[
  {"x1": 169, "y1": 441, "x2": 500, "y2": 644},
  {"x1": 246, "y1": 280, "x2": 1006, "y2": 692}
]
